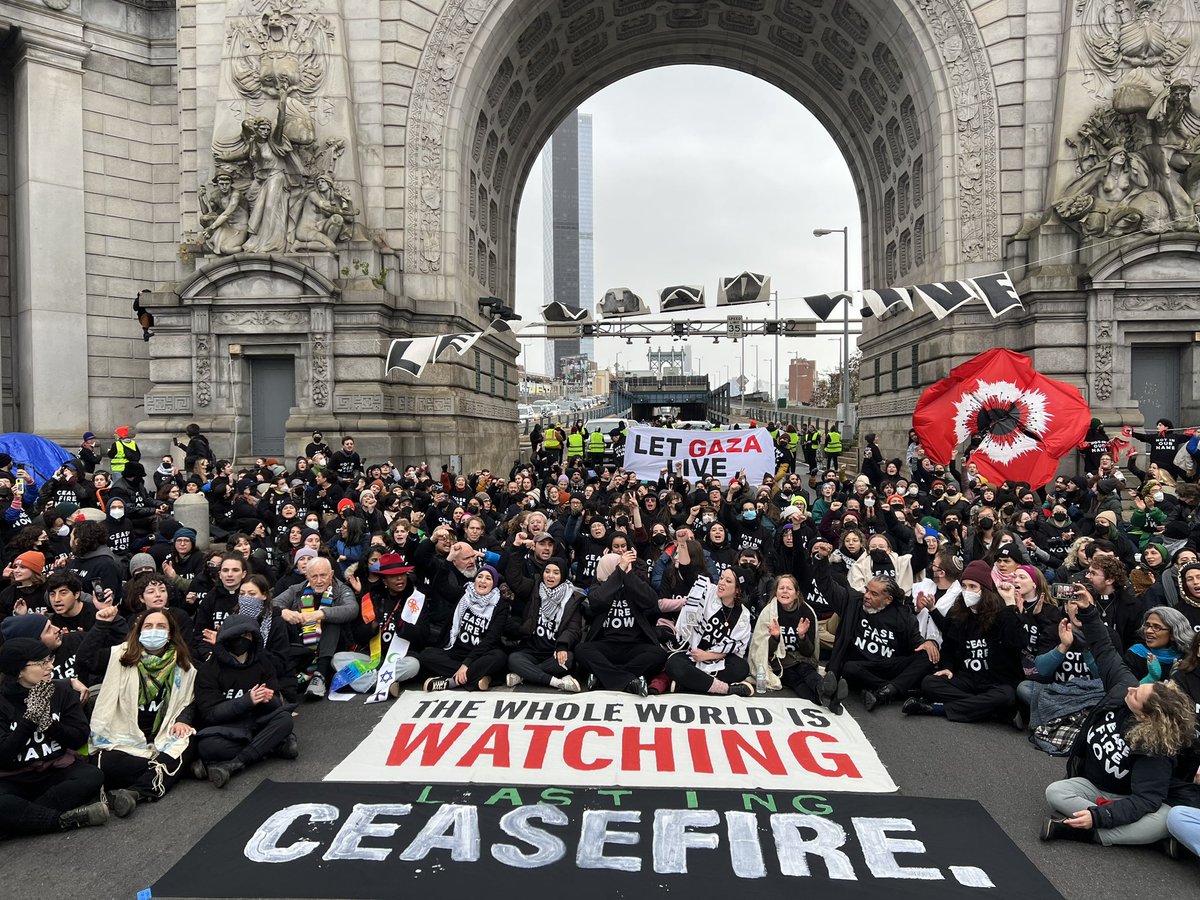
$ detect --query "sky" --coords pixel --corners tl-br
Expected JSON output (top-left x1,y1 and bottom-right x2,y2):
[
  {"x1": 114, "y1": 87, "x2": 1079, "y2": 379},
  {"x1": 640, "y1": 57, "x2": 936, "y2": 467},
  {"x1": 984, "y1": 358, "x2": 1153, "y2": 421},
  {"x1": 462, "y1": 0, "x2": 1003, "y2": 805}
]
[{"x1": 513, "y1": 64, "x2": 863, "y2": 394}]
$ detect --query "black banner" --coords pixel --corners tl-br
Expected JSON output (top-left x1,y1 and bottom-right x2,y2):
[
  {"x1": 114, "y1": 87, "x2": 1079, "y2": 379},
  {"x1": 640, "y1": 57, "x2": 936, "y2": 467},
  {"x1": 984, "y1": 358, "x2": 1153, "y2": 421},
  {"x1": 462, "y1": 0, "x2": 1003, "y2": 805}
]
[{"x1": 153, "y1": 781, "x2": 1061, "y2": 899}]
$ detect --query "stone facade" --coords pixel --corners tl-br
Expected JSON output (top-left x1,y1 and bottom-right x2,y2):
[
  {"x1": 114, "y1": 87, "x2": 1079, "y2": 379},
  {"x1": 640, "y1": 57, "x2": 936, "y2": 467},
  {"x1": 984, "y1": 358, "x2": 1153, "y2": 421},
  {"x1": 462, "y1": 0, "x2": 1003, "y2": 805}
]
[{"x1": 1, "y1": 0, "x2": 1199, "y2": 468}]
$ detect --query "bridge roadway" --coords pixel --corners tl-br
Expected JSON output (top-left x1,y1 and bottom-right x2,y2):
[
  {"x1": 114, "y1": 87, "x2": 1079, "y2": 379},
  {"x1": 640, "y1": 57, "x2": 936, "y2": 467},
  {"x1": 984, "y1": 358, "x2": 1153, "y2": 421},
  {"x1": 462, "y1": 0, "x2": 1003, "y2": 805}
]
[{"x1": 6, "y1": 687, "x2": 1193, "y2": 900}]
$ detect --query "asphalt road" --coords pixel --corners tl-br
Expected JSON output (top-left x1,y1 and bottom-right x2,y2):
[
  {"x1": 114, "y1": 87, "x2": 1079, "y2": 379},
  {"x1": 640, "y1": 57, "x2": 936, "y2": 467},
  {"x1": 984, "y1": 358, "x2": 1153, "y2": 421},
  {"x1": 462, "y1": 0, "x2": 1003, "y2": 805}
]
[{"x1": 4, "y1": 689, "x2": 1196, "y2": 900}]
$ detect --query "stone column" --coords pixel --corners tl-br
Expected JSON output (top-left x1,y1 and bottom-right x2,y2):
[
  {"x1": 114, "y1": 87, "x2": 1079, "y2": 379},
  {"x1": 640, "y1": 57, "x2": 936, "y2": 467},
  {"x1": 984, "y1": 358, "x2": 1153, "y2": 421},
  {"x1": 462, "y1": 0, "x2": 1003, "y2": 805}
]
[{"x1": 10, "y1": 28, "x2": 91, "y2": 438}]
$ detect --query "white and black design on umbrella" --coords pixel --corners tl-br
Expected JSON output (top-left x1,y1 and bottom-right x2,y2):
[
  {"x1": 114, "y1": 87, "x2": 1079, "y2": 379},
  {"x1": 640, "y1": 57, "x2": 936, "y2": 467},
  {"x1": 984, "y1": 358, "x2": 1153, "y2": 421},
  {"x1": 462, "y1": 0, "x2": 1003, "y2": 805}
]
[
  {"x1": 953, "y1": 379, "x2": 1052, "y2": 465},
  {"x1": 598, "y1": 288, "x2": 649, "y2": 318}
]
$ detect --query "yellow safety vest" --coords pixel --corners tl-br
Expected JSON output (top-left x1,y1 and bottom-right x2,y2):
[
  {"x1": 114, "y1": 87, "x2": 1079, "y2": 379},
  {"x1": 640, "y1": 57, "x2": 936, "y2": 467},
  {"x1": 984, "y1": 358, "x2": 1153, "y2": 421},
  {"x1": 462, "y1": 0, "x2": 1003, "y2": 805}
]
[
  {"x1": 111, "y1": 439, "x2": 137, "y2": 474},
  {"x1": 825, "y1": 431, "x2": 843, "y2": 454},
  {"x1": 566, "y1": 432, "x2": 584, "y2": 456},
  {"x1": 808, "y1": 431, "x2": 821, "y2": 450},
  {"x1": 588, "y1": 431, "x2": 606, "y2": 454},
  {"x1": 543, "y1": 428, "x2": 561, "y2": 449},
  {"x1": 788, "y1": 431, "x2": 800, "y2": 452}
]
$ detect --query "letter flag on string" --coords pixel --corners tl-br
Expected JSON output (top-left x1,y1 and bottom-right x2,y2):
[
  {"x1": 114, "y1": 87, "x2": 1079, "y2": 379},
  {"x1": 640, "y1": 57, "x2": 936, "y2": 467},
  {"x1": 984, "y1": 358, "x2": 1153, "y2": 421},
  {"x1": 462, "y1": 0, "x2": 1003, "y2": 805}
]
[
  {"x1": 913, "y1": 281, "x2": 977, "y2": 320},
  {"x1": 385, "y1": 337, "x2": 437, "y2": 378},
  {"x1": 433, "y1": 332, "x2": 484, "y2": 360},
  {"x1": 861, "y1": 287, "x2": 913, "y2": 318},
  {"x1": 659, "y1": 284, "x2": 706, "y2": 313},
  {"x1": 802, "y1": 291, "x2": 853, "y2": 322}
]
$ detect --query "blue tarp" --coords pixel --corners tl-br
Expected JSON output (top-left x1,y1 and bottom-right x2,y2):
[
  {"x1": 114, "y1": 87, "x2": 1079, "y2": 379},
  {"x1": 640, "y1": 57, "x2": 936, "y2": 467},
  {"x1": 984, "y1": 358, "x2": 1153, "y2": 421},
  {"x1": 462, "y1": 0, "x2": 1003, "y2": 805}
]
[{"x1": 0, "y1": 433, "x2": 73, "y2": 487}]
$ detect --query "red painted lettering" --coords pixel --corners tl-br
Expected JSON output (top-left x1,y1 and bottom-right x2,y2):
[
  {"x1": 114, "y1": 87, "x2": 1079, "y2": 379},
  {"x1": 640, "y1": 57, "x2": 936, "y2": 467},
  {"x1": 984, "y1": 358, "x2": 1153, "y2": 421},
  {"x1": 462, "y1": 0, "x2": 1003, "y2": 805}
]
[
  {"x1": 563, "y1": 725, "x2": 613, "y2": 771},
  {"x1": 386, "y1": 722, "x2": 469, "y2": 767},
  {"x1": 722, "y1": 729, "x2": 786, "y2": 776},
  {"x1": 456, "y1": 724, "x2": 511, "y2": 768},
  {"x1": 687, "y1": 728, "x2": 714, "y2": 774},
  {"x1": 621, "y1": 726, "x2": 674, "y2": 772},
  {"x1": 522, "y1": 724, "x2": 565, "y2": 769},
  {"x1": 787, "y1": 731, "x2": 862, "y2": 778}
]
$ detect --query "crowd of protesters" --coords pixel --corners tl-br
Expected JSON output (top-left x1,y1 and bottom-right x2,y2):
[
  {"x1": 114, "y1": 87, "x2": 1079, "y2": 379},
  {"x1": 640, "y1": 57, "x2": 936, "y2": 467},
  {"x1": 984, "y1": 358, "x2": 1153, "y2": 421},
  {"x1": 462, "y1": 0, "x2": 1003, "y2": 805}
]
[{"x1": 0, "y1": 417, "x2": 1199, "y2": 861}]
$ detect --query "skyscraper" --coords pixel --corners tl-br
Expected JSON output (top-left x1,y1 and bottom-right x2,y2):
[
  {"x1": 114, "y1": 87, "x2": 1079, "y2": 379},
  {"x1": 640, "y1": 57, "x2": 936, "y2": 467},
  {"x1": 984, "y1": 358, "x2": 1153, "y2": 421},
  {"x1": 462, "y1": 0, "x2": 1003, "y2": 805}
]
[{"x1": 542, "y1": 111, "x2": 594, "y2": 378}]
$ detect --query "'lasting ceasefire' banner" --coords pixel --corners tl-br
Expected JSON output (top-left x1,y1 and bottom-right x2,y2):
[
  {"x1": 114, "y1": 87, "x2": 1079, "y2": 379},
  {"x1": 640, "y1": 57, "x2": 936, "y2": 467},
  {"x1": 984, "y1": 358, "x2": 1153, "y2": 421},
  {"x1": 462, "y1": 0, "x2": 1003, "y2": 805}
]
[
  {"x1": 623, "y1": 427, "x2": 775, "y2": 483},
  {"x1": 152, "y1": 780, "x2": 1064, "y2": 900}
]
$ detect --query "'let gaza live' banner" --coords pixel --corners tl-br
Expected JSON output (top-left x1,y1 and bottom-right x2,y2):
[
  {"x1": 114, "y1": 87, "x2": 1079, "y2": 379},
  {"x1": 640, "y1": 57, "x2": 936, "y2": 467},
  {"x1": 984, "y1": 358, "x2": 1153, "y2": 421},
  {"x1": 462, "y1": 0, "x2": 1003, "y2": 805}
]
[
  {"x1": 326, "y1": 692, "x2": 895, "y2": 793},
  {"x1": 152, "y1": 780, "x2": 1063, "y2": 900},
  {"x1": 622, "y1": 427, "x2": 775, "y2": 483}
]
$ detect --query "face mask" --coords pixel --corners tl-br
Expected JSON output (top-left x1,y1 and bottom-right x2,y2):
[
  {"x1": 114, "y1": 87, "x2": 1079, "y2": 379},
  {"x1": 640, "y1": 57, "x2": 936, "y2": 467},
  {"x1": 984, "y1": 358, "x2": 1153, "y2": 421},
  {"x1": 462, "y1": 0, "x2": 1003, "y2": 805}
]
[
  {"x1": 864, "y1": 498, "x2": 875, "y2": 507},
  {"x1": 225, "y1": 635, "x2": 255, "y2": 657},
  {"x1": 110, "y1": 508, "x2": 125, "y2": 520},
  {"x1": 651, "y1": 533, "x2": 667, "y2": 548},
  {"x1": 741, "y1": 510, "x2": 757, "y2": 521},
  {"x1": 1022, "y1": 501, "x2": 1036, "y2": 510},
  {"x1": 1053, "y1": 513, "x2": 1067, "y2": 524},
  {"x1": 701, "y1": 514, "x2": 715, "y2": 524},
  {"x1": 907, "y1": 486, "x2": 919, "y2": 496},
  {"x1": 962, "y1": 590, "x2": 982, "y2": 609},
  {"x1": 306, "y1": 519, "x2": 320, "y2": 530},
  {"x1": 1154, "y1": 492, "x2": 1165, "y2": 503},
  {"x1": 978, "y1": 517, "x2": 994, "y2": 531},
  {"x1": 139, "y1": 630, "x2": 170, "y2": 651},
  {"x1": 56, "y1": 525, "x2": 70, "y2": 537}
]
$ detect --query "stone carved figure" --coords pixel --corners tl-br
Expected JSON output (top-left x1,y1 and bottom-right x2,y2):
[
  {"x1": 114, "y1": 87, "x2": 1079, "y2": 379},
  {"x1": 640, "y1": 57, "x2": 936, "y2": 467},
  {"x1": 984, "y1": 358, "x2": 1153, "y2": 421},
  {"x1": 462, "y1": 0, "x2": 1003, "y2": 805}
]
[
  {"x1": 198, "y1": 166, "x2": 249, "y2": 255},
  {"x1": 200, "y1": 0, "x2": 358, "y2": 256},
  {"x1": 1055, "y1": 146, "x2": 1169, "y2": 235},
  {"x1": 1078, "y1": 0, "x2": 1197, "y2": 80}
]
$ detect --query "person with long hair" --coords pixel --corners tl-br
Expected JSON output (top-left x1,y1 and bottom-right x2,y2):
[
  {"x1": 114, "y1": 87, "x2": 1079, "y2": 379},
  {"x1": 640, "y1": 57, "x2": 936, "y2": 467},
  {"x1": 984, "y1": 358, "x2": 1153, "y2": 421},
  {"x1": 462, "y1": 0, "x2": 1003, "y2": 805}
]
[
  {"x1": 506, "y1": 558, "x2": 584, "y2": 693},
  {"x1": 903, "y1": 559, "x2": 1024, "y2": 722},
  {"x1": 1124, "y1": 606, "x2": 1192, "y2": 684},
  {"x1": 0, "y1": 638, "x2": 109, "y2": 833},
  {"x1": 419, "y1": 565, "x2": 509, "y2": 692},
  {"x1": 89, "y1": 607, "x2": 197, "y2": 816},
  {"x1": 1042, "y1": 588, "x2": 1197, "y2": 846},
  {"x1": 665, "y1": 567, "x2": 753, "y2": 696},
  {"x1": 747, "y1": 574, "x2": 821, "y2": 700}
]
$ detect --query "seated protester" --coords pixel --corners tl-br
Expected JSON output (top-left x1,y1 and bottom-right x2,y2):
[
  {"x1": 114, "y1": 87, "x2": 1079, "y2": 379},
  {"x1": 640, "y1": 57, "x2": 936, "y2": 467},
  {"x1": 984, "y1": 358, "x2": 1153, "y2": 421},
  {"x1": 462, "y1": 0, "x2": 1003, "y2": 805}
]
[
  {"x1": 192, "y1": 552, "x2": 251, "y2": 660},
  {"x1": 848, "y1": 532, "x2": 916, "y2": 594},
  {"x1": 1014, "y1": 570, "x2": 1099, "y2": 704},
  {"x1": 0, "y1": 614, "x2": 92, "y2": 701},
  {"x1": 1042, "y1": 589, "x2": 1196, "y2": 847},
  {"x1": 274, "y1": 546, "x2": 318, "y2": 599},
  {"x1": 1173, "y1": 561, "x2": 1200, "y2": 632},
  {"x1": 989, "y1": 543, "x2": 1024, "y2": 588},
  {"x1": 345, "y1": 542, "x2": 388, "y2": 602},
  {"x1": 1084, "y1": 554, "x2": 1143, "y2": 653},
  {"x1": 502, "y1": 531, "x2": 556, "y2": 625},
  {"x1": 126, "y1": 571, "x2": 194, "y2": 648},
  {"x1": 276, "y1": 523, "x2": 308, "y2": 577},
  {"x1": 1124, "y1": 606, "x2": 1192, "y2": 684},
  {"x1": 1142, "y1": 546, "x2": 1197, "y2": 610},
  {"x1": 747, "y1": 574, "x2": 821, "y2": 700},
  {"x1": 1012, "y1": 564, "x2": 1066, "y2": 677},
  {"x1": 419, "y1": 535, "x2": 483, "y2": 641},
  {"x1": 330, "y1": 514, "x2": 369, "y2": 578},
  {"x1": 66, "y1": 520, "x2": 125, "y2": 605},
  {"x1": 904, "y1": 560, "x2": 1024, "y2": 722},
  {"x1": 45, "y1": 570, "x2": 97, "y2": 634},
  {"x1": 89, "y1": 608, "x2": 198, "y2": 817},
  {"x1": 339, "y1": 554, "x2": 425, "y2": 698},
  {"x1": 702, "y1": 522, "x2": 738, "y2": 582},
  {"x1": 179, "y1": 550, "x2": 221, "y2": 615},
  {"x1": 571, "y1": 517, "x2": 609, "y2": 590},
  {"x1": 234, "y1": 575, "x2": 296, "y2": 705},
  {"x1": 160, "y1": 527, "x2": 206, "y2": 594},
  {"x1": 811, "y1": 539, "x2": 939, "y2": 713},
  {"x1": 0, "y1": 551, "x2": 48, "y2": 622},
  {"x1": 0, "y1": 638, "x2": 109, "y2": 833},
  {"x1": 506, "y1": 557, "x2": 584, "y2": 693},
  {"x1": 734, "y1": 548, "x2": 770, "y2": 615},
  {"x1": 272, "y1": 557, "x2": 359, "y2": 701},
  {"x1": 193, "y1": 614, "x2": 297, "y2": 789},
  {"x1": 665, "y1": 568, "x2": 754, "y2": 697},
  {"x1": 575, "y1": 551, "x2": 668, "y2": 696},
  {"x1": 419, "y1": 565, "x2": 508, "y2": 692}
]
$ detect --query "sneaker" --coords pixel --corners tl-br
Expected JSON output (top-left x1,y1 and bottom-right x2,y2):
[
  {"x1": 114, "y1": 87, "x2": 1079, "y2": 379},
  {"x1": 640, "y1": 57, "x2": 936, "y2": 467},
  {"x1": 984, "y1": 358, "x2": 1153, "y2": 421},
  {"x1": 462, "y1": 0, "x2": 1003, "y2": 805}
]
[
  {"x1": 624, "y1": 676, "x2": 649, "y2": 697},
  {"x1": 1039, "y1": 817, "x2": 1095, "y2": 843},
  {"x1": 190, "y1": 758, "x2": 209, "y2": 781},
  {"x1": 585, "y1": 674, "x2": 597, "y2": 691},
  {"x1": 505, "y1": 673, "x2": 523, "y2": 688},
  {"x1": 729, "y1": 681, "x2": 754, "y2": 698},
  {"x1": 107, "y1": 789, "x2": 139, "y2": 819},
  {"x1": 818, "y1": 670, "x2": 839, "y2": 708},
  {"x1": 559, "y1": 675, "x2": 582, "y2": 693},
  {"x1": 862, "y1": 683, "x2": 897, "y2": 713},
  {"x1": 477, "y1": 676, "x2": 492, "y2": 692},
  {"x1": 59, "y1": 801, "x2": 109, "y2": 830},
  {"x1": 305, "y1": 673, "x2": 327, "y2": 701},
  {"x1": 1164, "y1": 836, "x2": 1184, "y2": 860},
  {"x1": 275, "y1": 732, "x2": 300, "y2": 760},
  {"x1": 424, "y1": 676, "x2": 453, "y2": 692}
]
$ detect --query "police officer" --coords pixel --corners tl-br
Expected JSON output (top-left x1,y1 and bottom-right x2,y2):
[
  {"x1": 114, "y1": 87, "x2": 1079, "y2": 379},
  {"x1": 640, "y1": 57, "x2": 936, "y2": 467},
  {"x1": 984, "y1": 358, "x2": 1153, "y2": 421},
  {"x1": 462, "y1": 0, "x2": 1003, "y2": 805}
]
[
  {"x1": 824, "y1": 423, "x2": 843, "y2": 471},
  {"x1": 566, "y1": 425, "x2": 584, "y2": 462},
  {"x1": 586, "y1": 426, "x2": 606, "y2": 467}
]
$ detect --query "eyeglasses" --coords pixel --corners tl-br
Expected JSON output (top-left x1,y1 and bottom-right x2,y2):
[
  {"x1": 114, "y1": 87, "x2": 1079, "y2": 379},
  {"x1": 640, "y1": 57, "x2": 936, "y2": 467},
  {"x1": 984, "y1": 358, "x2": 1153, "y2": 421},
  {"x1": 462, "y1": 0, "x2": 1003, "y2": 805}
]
[
  {"x1": 25, "y1": 658, "x2": 54, "y2": 669},
  {"x1": 1144, "y1": 622, "x2": 1168, "y2": 633}
]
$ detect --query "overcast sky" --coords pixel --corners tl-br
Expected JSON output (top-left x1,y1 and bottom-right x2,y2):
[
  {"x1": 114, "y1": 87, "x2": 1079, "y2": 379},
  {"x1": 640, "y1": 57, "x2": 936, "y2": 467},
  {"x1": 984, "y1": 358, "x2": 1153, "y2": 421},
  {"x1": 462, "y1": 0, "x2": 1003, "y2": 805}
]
[{"x1": 514, "y1": 65, "x2": 863, "y2": 392}]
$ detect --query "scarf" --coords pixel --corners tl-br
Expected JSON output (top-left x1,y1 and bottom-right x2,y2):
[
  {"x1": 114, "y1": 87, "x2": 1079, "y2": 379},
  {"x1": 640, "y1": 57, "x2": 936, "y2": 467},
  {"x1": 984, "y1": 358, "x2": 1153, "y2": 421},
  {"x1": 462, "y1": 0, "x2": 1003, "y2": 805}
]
[
  {"x1": 137, "y1": 647, "x2": 177, "y2": 736},
  {"x1": 538, "y1": 580, "x2": 574, "y2": 629},
  {"x1": 237, "y1": 595, "x2": 272, "y2": 646},
  {"x1": 1128, "y1": 643, "x2": 1181, "y2": 684},
  {"x1": 445, "y1": 583, "x2": 499, "y2": 650},
  {"x1": 299, "y1": 585, "x2": 334, "y2": 648}
]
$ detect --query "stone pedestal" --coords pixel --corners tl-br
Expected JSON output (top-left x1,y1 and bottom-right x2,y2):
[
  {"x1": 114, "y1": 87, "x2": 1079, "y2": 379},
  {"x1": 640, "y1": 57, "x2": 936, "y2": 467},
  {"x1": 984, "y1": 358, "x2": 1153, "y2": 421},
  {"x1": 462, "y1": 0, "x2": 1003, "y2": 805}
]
[{"x1": 173, "y1": 492, "x2": 211, "y2": 551}]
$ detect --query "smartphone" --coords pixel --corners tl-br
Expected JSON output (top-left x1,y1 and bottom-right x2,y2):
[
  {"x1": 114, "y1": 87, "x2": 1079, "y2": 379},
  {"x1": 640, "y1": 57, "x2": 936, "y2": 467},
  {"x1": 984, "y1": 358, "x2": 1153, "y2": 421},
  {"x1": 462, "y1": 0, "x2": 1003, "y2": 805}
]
[{"x1": 1051, "y1": 582, "x2": 1076, "y2": 602}]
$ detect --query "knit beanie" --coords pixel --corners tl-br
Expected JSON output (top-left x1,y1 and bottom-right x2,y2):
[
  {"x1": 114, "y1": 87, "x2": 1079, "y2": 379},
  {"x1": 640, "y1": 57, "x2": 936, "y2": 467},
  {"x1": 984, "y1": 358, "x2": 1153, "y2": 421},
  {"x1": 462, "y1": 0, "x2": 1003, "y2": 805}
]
[
  {"x1": 961, "y1": 559, "x2": 994, "y2": 590},
  {"x1": 15, "y1": 551, "x2": 45, "y2": 574},
  {"x1": 0, "y1": 613, "x2": 49, "y2": 642},
  {"x1": 129, "y1": 553, "x2": 156, "y2": 575},
  {"x1": 0, "y1": 638, "x2": 51, "y2": 677}
]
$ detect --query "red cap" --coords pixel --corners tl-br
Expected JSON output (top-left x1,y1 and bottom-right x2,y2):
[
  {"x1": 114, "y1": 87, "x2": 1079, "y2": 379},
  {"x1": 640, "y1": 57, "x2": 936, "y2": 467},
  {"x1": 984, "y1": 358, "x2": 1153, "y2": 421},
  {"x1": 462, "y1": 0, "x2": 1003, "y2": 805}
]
[{"x1": 336, "y1": 498, "x2": 355, "y2": 514}]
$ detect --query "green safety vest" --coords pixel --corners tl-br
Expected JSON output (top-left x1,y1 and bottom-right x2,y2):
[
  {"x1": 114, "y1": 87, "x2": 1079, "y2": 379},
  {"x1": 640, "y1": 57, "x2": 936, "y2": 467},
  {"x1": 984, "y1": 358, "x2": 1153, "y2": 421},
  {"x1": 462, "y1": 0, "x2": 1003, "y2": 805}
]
[
  {"x1": 808, "y1": 431, "x2": 821, "y2": 450},
  {"x1": 543, "y1": 429, "x2": 561, "y2": 449},
  {"x1": 588, "y1": 431, "x2": 606, "y2": 454},
  {"x1": 825, "y1": 431, "x2": 843, "y2": 454},
  {"x1": 110, "y1": 439, "x2": 137, "y2": 474},
  {"x1": 567, "y1": 432, "x2": 584, "y2": 456},
  {"x1": 788, "y1": 431, "x2": 800, "y2": 452},
  {"x1": 768, "y1": 429, "x2": 779, "y2": 442}
]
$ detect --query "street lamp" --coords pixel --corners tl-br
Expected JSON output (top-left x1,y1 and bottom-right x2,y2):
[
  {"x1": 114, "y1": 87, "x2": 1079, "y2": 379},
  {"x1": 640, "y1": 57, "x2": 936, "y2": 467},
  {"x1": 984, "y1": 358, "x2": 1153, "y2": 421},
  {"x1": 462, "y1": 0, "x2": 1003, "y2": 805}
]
[{"x1": 813, "y1": 227, "x2": 850, "y2": 431}]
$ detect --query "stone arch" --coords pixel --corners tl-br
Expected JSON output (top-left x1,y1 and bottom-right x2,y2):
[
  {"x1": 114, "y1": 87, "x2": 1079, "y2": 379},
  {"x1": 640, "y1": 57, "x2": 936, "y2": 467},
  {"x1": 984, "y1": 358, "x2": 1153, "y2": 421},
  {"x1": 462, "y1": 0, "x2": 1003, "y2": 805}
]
[
  {"x1": 177, "y1": 254, "x2": 341, "y2": 303},
  {"x1": 404, "y1": 0, "x2": 1001, "y2": 306}
]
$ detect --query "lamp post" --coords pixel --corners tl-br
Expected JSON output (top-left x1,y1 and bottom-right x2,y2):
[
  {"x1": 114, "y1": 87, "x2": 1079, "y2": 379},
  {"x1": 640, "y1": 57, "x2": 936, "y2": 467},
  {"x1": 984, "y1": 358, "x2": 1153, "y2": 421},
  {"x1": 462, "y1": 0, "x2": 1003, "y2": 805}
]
[
  {"x1": 813, "y1": 226, "x2": 850, "y2": 430},
  {"x1": 772, "y1": 289, "x2": 779, "y2": 409}
]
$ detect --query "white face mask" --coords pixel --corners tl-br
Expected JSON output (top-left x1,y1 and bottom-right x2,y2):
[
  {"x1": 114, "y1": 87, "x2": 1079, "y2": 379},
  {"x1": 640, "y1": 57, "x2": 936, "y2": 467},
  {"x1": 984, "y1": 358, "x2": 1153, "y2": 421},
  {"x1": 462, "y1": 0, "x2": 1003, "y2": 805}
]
[
  {"x1": 56, "y1": 525, "x2": 70, "y2": 537},
  {"x1": 109, "y1": 508, "x2": 125, "y2": 520},
  {"x1": 306, "y1": 519, "x2": 320, "y2": 530},
  {"x1": 962, "y1": 590, "x2": 982, "y2": 609},
  {"x1": 1154, "y1": 492, "x2": 1164, "y2": 503}
]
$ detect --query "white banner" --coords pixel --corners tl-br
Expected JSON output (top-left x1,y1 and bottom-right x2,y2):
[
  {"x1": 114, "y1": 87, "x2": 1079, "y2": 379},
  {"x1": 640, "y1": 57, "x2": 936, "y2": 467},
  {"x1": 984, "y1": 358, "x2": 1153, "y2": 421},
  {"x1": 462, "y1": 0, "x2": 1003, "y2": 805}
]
[
  {"x1": 326, "y1": 691, "x2": 896, "y2": 793},
  {"x1": 622, "y1": 427, "x2": 775, "y2": 483}
]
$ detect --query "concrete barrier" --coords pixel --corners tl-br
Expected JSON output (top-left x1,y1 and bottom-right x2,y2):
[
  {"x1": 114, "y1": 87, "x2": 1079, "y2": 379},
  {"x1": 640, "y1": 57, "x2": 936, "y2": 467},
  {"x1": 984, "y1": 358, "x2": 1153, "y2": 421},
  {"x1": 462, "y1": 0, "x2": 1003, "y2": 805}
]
[{"x1": 172, "y1": 492, "x2": 211, "y2": 551}]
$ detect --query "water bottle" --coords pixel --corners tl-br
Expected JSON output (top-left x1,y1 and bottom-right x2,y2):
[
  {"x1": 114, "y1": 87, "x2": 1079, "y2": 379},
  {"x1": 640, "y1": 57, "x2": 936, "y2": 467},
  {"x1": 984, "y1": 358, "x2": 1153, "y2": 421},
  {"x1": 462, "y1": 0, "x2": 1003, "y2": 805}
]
[{"x1": 756, "y1": 665, "x2": 767, "y2": 695}]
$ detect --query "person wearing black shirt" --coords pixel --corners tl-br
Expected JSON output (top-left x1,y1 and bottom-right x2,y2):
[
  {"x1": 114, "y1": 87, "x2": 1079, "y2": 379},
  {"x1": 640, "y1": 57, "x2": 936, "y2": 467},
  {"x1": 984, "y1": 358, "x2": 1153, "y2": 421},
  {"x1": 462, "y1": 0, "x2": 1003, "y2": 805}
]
[
  {"x1": 811, "y1": 540, "x2": 938, "y2": 713},
  {"x1": 1042, "y1": 595, "x2": 1196, "y2": 846},
  {"x1": 506, "y1": 558, "x2": 584, "y2": 693},
  {"x1": 1083, "y1": 554, "x2": 1142, "y2": 652},
  {"x1": 747, "y1": 574, "x2": 821, "y2": 700},
  {"x1": 419, "y1": 565, "x2": 508, "y2": 692},
  {"x1": 328, "y1": 436, "x2": 362, "y2": 485}
]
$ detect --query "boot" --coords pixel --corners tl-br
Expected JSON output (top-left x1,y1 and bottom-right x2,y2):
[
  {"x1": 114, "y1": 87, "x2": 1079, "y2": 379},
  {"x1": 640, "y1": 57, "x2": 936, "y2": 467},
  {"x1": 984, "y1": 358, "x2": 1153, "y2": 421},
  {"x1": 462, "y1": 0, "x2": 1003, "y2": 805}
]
[
  {"x1": 275, "y1": 732, "x2": 300, "y2": 760},
  {"x1": 1039, "y1": 818, "x2": 1097, "y2": 843},
  {"x1": 862, "y1": 683, "x2": 898, "y2": 712},
  {"x1": 107, "y1": 789, "x2": 140, "y2": 819},
  {"x1": 901, "y1": 696, "x2": 937, "y2": 717},
  {"x1": 208, "y1": 758, "x2": 246, "y2": 789},
  {"x1": 190, "y1": 758, "x2": 209, "y2": 781},
  {"x1": 59, "y1": 801, "x2": 109, "y2": 830}
]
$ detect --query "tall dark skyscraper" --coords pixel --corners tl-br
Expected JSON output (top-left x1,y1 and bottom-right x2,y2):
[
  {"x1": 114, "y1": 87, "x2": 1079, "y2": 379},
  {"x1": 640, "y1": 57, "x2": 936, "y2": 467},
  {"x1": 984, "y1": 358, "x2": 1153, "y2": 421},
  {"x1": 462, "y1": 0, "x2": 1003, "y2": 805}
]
[{"x1": 542, "y1": 111, "x2": 593, "y2": 378}]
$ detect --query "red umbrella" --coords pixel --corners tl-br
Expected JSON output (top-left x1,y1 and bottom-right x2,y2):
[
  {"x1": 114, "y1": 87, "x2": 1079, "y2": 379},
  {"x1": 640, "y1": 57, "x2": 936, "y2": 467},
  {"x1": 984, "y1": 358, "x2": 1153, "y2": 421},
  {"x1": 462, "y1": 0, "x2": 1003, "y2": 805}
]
[{"x1": 913, "y1": 349, "x2": 1091, "y2": 489}]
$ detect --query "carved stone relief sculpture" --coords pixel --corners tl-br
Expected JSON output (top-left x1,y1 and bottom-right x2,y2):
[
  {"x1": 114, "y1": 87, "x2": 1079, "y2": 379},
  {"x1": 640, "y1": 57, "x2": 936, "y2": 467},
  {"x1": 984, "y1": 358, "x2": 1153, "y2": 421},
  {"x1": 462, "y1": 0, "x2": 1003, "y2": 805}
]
[
  {"x1": 196, "y1": 0, "x2": 360, "y2": 257},
  {"x1": 1055, "y1": 1, "x2": 1200, "y2": 238}
]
